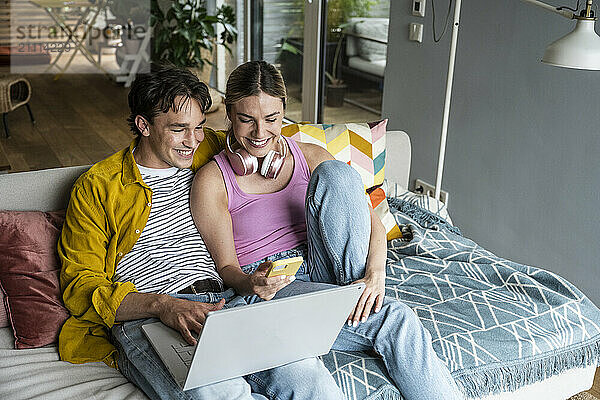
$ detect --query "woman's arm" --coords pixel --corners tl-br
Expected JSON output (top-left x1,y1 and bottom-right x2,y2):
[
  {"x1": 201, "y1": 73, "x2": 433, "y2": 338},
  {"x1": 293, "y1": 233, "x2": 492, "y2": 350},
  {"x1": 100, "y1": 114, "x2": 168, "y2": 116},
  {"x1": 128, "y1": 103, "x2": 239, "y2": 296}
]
[
  {"x1": 190, "y1": 161, "x2": 294, "y2": 300},
  {"x1": 353, "y1": 206, "x2": 387, "y2": 323}
]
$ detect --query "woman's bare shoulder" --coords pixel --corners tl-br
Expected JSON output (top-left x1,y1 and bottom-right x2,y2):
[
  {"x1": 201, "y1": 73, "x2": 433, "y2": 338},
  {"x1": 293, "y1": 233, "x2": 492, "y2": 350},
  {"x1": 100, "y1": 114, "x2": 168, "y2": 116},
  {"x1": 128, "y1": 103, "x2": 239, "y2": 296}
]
[
  {"x1": 192, "y1": 160, "x2": 227, "y2": 198},
  {"x1": 195, "y1": 160, "x2": 221, "y2": 179},
  {"x1": 295, "y1": 141, "x2": 335, "y2": 173}
]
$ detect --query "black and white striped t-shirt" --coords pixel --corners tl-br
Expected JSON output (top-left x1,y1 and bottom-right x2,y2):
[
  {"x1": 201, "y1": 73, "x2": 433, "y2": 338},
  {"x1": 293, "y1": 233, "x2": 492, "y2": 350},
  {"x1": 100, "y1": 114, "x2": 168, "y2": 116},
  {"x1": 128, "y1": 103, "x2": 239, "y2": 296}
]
[{"x1": 116, "y1": 165, "x2": 222, "y2": 293}]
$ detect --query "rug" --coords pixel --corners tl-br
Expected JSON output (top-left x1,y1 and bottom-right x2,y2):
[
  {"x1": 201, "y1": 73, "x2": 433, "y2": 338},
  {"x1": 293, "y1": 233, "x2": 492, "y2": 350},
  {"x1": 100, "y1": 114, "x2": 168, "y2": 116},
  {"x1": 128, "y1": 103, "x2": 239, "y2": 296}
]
[{"x1": 569, "y1": 392, "x2": 599, "y2": 400}]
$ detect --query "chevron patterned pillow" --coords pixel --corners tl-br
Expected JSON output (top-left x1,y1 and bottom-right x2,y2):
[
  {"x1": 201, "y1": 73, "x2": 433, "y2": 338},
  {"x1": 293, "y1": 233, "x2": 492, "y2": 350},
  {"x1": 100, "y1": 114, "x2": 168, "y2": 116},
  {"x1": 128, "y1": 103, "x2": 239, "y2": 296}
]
[
  {"x1": 281, "y1": 119, "x2": 387, "y2": 190},
  {"x1": 281, "y1": 119, "x2": 401, "y2": 241},
  {"x1": 367, "y1": 185, "x2": 403, "y2": 241}
]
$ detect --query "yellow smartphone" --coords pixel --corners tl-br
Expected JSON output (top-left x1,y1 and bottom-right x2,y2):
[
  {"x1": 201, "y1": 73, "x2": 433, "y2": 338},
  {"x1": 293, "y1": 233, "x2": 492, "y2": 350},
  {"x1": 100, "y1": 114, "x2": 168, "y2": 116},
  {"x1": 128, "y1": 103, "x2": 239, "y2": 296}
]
[{"x1": 265, "y1": 256, "x2": 304, "y2": 278}]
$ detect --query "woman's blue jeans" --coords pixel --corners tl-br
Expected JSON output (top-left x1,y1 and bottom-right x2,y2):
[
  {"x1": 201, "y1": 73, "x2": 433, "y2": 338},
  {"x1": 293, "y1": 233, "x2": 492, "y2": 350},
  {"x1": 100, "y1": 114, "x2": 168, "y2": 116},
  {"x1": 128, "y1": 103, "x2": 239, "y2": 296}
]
[{"x1": 243, "y1": 160, "x2": 464, "y2": 400}]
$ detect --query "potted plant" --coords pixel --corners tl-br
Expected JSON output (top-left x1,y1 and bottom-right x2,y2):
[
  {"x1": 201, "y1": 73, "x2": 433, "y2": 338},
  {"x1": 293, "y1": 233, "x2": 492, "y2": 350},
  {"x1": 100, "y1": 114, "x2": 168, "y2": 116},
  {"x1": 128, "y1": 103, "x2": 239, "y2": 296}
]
[{"x1": 151, "y1": 0, "x2": 237, "y2": 83}]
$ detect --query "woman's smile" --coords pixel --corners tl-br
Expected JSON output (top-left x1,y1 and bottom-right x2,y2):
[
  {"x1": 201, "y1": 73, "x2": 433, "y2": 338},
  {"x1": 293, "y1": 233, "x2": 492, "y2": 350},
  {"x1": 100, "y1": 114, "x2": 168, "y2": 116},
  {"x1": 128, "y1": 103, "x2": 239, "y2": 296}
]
[{"x1": 245, "y1": 137, "x2": 271, "y2": 149}]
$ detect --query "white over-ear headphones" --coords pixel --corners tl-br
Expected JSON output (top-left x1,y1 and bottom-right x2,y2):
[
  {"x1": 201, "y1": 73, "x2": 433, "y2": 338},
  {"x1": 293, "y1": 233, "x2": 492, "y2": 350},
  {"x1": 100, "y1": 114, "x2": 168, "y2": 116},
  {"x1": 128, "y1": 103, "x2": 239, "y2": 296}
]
[{"x1": 225, "y1": 133, "x2": 288, "y2": 179}]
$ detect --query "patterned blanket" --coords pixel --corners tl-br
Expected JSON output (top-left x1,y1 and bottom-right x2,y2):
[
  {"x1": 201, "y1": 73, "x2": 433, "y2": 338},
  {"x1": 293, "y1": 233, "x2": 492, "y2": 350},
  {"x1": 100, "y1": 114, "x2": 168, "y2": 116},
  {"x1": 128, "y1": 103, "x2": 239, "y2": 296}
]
[{"x1": 322, "y1": 198, "x2": 600, "y2": 399}]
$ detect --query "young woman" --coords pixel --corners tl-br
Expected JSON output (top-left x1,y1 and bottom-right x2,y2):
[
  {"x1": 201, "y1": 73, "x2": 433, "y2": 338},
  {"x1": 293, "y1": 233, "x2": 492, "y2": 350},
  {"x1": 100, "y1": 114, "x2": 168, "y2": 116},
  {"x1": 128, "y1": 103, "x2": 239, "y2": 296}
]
[{"x1": 190, "y1": 61, "x2": 463, "y2": 400}]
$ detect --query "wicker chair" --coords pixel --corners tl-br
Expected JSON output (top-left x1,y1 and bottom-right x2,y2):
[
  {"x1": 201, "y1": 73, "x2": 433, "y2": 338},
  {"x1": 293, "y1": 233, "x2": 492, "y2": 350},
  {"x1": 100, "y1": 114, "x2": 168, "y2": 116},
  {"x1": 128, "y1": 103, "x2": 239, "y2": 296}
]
[{"x1": 0, "y1": 75, "x2": 35, "y2": 138}]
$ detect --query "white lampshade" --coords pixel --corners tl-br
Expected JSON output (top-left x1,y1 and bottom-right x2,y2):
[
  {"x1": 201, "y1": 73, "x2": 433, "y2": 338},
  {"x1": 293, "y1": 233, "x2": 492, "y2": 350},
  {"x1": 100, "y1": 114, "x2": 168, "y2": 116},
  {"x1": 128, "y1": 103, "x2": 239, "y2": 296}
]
[{"x1": 542, "y1": 18, "x2": 600, "y2": 70}]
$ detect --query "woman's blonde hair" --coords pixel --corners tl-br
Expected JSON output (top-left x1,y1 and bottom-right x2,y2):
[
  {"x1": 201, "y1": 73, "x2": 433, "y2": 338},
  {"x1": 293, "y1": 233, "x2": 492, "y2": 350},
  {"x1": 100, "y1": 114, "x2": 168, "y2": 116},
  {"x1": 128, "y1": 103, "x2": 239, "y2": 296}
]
[{"x1": 224, "y1": 61, "x2": 287, "y2": 114}]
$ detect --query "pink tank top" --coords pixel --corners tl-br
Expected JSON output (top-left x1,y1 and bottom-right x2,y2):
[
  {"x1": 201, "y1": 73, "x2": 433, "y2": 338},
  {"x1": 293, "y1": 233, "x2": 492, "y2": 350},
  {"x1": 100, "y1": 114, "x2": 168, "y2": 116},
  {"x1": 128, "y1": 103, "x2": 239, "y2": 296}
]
[{"x1": 213, "y1": 137, "x2": 310, "y2": 266}]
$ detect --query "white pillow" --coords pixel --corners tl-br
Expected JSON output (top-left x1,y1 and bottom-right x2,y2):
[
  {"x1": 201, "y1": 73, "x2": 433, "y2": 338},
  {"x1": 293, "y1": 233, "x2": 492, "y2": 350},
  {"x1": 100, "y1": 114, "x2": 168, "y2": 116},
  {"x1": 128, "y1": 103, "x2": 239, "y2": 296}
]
[
  {"x1": 395, "y1": 191, "x2": 453, "y2": 225},
  {"x1": 383, "y1": 180, "x2": 453, "y2": 225}
]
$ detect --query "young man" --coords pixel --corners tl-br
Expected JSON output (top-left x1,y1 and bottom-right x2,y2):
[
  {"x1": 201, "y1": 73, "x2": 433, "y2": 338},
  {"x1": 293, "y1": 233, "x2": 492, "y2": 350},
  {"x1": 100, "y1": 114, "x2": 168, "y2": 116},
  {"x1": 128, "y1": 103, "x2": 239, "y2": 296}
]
[{"x1": 57, "y1": 65, "x2": 343, "y2": 400}]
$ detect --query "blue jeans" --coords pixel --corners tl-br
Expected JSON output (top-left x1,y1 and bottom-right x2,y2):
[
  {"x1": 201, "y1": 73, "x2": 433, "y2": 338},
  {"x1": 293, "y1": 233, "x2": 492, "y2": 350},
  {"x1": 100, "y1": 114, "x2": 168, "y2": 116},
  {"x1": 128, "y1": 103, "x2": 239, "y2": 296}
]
[
  {"x1": 111, "y1": 289, "x2": 344, "y2": 400},
  {"x1": 242, "y1": 160, "x2": 464, "y2": 400}
]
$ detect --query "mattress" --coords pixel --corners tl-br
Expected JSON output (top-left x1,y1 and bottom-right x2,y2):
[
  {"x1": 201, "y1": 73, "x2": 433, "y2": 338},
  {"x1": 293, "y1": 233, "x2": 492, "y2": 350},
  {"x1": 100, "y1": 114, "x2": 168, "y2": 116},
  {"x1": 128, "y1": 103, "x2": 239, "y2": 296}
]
[
  {"x1": 477, "y1": 365, "x2": 596, "y2": 399},
  {"x1": 0, "y1": 327, "x2": 146, "y2": 400},
  {"x1": 0, "y1": 326, "x2": 595, "y2": 400}
]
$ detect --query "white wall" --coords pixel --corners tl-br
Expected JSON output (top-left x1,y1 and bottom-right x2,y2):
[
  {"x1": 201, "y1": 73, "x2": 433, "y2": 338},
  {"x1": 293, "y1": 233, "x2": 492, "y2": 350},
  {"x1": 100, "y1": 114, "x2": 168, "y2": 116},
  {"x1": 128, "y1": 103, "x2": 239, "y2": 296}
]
[{"x1": 383, "y1": 0, "x2": 600, "y2": 305}]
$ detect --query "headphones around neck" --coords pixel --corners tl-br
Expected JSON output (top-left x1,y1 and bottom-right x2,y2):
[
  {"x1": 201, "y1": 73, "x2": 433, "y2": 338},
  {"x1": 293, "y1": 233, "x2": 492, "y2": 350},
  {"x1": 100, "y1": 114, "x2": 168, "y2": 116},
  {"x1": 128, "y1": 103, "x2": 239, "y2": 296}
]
[{"x1": 225, "y1": 133, "x2": 288, "y2": 179}]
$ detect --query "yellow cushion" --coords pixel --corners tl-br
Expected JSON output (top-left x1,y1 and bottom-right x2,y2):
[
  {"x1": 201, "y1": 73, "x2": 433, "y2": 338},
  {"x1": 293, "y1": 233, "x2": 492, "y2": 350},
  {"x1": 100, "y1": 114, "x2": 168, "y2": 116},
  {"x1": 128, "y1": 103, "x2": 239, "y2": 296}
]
[{"x1": 281, "y1": 120, "x2": 387, "y2": 190}]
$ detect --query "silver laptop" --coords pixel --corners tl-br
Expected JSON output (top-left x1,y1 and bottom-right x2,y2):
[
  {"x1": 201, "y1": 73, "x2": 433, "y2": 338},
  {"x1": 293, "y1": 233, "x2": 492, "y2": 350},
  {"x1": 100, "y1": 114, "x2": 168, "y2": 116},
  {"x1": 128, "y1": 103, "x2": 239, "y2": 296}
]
[{"x1": 141, "y1": 283, "x2": 365, "y2": 391}]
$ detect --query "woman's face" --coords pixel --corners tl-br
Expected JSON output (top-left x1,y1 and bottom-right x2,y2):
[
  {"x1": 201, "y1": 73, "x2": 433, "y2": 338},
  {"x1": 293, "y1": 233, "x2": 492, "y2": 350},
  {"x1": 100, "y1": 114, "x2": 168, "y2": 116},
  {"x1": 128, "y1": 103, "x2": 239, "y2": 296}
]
[{"x1": 229, "y1": 91, "x2": 284, "y2": 159}]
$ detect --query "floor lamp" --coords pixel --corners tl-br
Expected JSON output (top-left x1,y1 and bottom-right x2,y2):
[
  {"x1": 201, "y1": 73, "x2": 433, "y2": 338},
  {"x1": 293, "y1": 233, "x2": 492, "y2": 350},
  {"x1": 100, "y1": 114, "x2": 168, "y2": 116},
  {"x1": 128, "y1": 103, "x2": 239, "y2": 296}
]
[{"x1": 434, "y1": 0, "x2": 600, "y2": 201}]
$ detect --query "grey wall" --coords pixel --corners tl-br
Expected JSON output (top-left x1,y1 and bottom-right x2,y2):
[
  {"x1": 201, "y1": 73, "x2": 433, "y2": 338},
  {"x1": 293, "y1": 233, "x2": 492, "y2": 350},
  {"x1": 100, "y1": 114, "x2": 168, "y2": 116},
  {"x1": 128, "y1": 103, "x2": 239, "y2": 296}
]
[{"x1": 383, "y1": 0, "x2": 600, "y2": 305}]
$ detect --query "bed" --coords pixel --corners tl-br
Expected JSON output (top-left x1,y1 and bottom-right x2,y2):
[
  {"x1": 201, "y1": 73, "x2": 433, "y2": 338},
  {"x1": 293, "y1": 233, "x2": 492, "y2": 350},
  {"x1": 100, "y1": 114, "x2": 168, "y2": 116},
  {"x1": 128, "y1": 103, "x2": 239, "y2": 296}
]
[{"x1": 1, "y1": 129, "x2": 599, "y2": 400}]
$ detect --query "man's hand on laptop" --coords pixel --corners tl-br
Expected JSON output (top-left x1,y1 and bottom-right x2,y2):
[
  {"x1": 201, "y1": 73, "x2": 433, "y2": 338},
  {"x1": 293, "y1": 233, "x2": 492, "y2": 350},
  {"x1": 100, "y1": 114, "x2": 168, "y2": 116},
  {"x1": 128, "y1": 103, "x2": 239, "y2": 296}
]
[
  {"x1": 158, "y1": 297, "x2": 226, "y2": 345},
  {"x1": 247, "y1": 261, "x2": 296, "y2": 301}
]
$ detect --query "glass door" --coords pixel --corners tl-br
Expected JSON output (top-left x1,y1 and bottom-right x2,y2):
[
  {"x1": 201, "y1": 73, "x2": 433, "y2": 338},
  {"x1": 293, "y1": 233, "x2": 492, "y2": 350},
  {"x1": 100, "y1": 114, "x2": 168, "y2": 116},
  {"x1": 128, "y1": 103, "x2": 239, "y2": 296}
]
[
  {"x1": 249, "y1": 0, "x2": 389, "y2": 123},
  {"x1": 247, "y1": 0, "x2": 314, "y2": 122},
  {"x1": 321, "y1": 0, "x2": 390, "y2": 123}
]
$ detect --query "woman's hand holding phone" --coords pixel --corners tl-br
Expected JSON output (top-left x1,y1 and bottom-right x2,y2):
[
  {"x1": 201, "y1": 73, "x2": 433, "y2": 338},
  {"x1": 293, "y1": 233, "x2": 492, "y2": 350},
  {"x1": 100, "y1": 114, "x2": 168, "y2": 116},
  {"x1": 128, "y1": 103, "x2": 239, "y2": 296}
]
[{"x1": 248, "y1": 261, "x2": 296, "y2": 300}]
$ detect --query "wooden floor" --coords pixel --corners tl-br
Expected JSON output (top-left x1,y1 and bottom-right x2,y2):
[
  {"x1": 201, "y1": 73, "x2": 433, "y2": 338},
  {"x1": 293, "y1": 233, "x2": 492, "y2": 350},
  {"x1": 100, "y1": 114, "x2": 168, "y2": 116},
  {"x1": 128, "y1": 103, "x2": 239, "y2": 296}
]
[
  {"x1": 589, "y1": 367, "x2": 600, "y2": 398},
  {"x1": 0, "y1": 73, "x2": 229, "y2": 173}
]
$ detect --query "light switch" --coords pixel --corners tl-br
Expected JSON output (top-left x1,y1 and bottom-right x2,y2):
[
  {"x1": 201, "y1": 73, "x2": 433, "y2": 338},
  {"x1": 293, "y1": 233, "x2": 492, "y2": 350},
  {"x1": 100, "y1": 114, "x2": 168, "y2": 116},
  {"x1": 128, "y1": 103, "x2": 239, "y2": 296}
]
[
  {"x1": 412, "y1": 0, "x2": 426, "y2": 17},
  {"x1": 409, "y1": 23, "x2": 423, "y2": 43}
]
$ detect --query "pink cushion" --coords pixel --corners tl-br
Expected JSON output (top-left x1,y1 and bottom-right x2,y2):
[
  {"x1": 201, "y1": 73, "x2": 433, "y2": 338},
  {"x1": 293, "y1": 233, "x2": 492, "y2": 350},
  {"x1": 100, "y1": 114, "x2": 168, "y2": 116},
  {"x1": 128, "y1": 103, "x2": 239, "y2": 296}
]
[{"x1": 0, "y1": 211, "x2": 69, "y2": 348}]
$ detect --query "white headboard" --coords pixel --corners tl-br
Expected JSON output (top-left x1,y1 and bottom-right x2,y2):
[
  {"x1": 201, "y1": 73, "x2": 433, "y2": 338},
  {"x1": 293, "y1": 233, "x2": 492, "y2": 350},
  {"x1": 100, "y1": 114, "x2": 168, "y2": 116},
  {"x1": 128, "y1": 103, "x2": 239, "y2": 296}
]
[
  {"x1": 0, "y1": 165, "x2": 89, "y2": 211},
  {"x1": 385, "y1": 130, "x2": 411, "y2": 193}
]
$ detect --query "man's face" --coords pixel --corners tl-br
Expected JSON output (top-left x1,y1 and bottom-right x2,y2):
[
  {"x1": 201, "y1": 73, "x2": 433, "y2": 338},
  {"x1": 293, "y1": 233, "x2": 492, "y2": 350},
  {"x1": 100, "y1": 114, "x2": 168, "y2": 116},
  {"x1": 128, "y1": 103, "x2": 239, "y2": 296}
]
[{"x1": 135, "y1": 96, "x2": 206, "y2": 169}]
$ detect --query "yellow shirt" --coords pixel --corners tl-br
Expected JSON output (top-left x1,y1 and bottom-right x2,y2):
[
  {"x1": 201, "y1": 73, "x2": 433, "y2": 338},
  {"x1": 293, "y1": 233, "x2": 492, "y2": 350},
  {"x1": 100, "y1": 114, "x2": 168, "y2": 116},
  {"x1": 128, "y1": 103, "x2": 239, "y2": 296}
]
[{"x1": 57, "y1": 128, "x2": 226, "y2": 368}]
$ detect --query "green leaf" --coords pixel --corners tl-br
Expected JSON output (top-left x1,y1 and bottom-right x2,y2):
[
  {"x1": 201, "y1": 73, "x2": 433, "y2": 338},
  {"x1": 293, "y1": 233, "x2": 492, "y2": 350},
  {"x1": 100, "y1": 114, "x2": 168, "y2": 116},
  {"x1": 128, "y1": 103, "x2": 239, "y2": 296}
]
[
  {"x1": 281, "y1": 42, "x2": 303, "y2": 55},
  {"x1": 180, "y1": 29, "x2": 190, "y2": 41}
]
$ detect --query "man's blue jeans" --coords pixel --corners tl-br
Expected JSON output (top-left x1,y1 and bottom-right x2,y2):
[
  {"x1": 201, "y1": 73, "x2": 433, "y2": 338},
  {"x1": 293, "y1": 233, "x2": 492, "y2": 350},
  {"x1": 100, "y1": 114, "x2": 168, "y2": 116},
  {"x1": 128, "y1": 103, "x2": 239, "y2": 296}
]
[
  {"x1": 243, "y1": 160, "x2": 464, "y2": 400},
  {"x1": 111, "y1": 289, "x2": 344, "y2": 400}
]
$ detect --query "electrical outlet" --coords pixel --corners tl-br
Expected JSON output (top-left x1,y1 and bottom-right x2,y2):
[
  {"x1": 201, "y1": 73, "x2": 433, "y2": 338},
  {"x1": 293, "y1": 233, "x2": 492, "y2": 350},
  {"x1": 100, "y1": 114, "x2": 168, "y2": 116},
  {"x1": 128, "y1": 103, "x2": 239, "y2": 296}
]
[
  {"x1": 409, "y1": 23, "x2": 423, "y2": 43},
  {"x1": 414, "y1": 179, "x2": 449, "y2": 205}
]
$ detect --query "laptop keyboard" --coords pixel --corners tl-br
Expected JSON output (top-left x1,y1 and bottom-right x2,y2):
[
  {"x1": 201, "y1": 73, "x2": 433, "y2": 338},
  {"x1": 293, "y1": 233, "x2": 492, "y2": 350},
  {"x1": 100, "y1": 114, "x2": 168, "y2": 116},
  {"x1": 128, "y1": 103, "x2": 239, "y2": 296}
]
[{"x1": 171, "y1": 341, "x2": 195, "y2": 367}]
